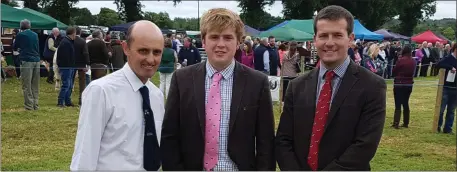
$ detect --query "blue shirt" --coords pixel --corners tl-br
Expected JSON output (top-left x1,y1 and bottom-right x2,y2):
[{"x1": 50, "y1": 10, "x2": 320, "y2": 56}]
[
  {"x1": 204, "y1": 60, "x2": 237, "y2": 170},
  {"x1": 316, "y1": 56, "x2": 351, "y2": 105},
  {"x1": 13, "y1": 29, "x2": 40, "y2": 62}
]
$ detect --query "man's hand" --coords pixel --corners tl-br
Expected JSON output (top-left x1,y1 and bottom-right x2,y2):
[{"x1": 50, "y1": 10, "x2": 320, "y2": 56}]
[{"x1": 451, "y1": 67, "x2": 456, "y2": 73}]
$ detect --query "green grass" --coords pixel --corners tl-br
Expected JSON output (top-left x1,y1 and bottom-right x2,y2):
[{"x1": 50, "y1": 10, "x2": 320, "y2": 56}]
[{"x1": 1, "y1": 74, "x2": 456, "y2": 170}]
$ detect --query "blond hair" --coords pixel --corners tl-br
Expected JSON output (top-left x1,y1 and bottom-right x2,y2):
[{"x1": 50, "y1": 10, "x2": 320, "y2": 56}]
[
  {"x1": 200, "y1": 8, "x2": 245, "y2": 42},
  {"x1": 368, "y1": 44, "x2": 379, "y2": 59}
]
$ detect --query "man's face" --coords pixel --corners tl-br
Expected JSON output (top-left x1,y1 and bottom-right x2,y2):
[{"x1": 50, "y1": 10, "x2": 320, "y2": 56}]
[
  {"x1": 203, "y1": 27, "x2": 237, "y2": 69},
  {"x1": 184, "y1": 39, "x2": 191, "y2": 47},
  {"x1": 122, "y1": 32, "x2": 164, "y2": 83},
  {"x1": 53, "y1": 30, "x2": 60, "y2": 37},
  {"x1": 269, "y1": 38, "x2": 276, "y2": 46},
  {"x1": 290, "y1": 44, "x2": 297, "y2": 51},
  {"x1": 314, "y1": 18, "x2": 354, "y2": 66}
]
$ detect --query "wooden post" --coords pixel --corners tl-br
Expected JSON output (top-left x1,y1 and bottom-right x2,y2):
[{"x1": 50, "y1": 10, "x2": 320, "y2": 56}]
[{"x1": 432, "y1": 68, "x2": 446, "y2": 132}]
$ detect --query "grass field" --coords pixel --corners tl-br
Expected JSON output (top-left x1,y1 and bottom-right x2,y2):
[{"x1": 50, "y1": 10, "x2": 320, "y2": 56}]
[{"x1": 1, "y1": 73, "x2": 456, "y2": 171}]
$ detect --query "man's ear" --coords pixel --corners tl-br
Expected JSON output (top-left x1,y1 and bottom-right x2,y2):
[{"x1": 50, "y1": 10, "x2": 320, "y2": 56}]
[{"x1": 121, "y1": 41, "x2": 130, "y2": 57}]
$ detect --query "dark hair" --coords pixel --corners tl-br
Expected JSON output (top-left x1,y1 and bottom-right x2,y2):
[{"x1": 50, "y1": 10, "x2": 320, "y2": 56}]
[
  {"x1": 166, "y1": 33, "x2": 172, "y2": 38},
  {"x1": 278, "y1": 43, "x2": 287, "y2": 51},
  {"x1": 66, "y1": 26, "x2": 76, "y2": 35},
  {"x1": 314, "y1": 5, "x2": 354, "y2": 36},
  {"x1": 401, "y1": 45, "x2": 412, "y2": 57},
  {"x1": 244, "y1": 40, "x2": 253, "y2": 53},
  {"x1": 268, "y1": 36, "x2": 275, "y2": 40},
  {"x1": 92, "y1": 30, "x2": 102, "y2": 39},
  {"x1": 164, "y1": 38, "x2": 173, "y2": 48},
  {"x1": 452, "y1": 42, "x2": 457, "y2": 53},
  {"x1": 76, "y1": 26, "x2": 81, "y2": 35}
]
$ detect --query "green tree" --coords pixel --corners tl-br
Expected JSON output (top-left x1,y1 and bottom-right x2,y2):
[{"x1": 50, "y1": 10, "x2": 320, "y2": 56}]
[
  {"x1": 281, "y1": 0, "x2": 315, "y2": 20},
  {"x1": 114, "y1": 0, "x2": 143, "y2": 22},
  {"x1": 442, "y1": 27, "x2": 455, "y2": 40},
  {"x1": 316, "y1": 0, "x2": 399, "y2": 31},
  {"x1": 70, "y1": 7, "x2": 95, "y2": 26},
  {"x1": 1, "y1": 0, "x2": 19, "y2": 7},
  {"x1": 23, "y1": 0, "x2": 40, "y2": 10},
  {"x1": 143, "y1": 12, "x2": 173, "y2": 29},
  {"x1": 240, "y1": 11, "x2": 284, "y2": 30},
  {"x1": 46, "y1": 0, "x2": 79, "y2": 25},
  {"x1": 173, "y1": 17, "x2": 199, "y2": 30},
  {"x1": 97, "y1": 7, "x2": 123, "y2": 27},
  {"x1": 397, "y1": 0, "x2": 436, "y2": 36},
  {"x1": 237, "y1": 0, "x2": 274, "y2": 29},
  {"x1": 114, "y1": 0, "x2": 181, "y2": 23}
]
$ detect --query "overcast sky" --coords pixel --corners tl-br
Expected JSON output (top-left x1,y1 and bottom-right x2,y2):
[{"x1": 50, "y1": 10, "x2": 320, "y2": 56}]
[{"x1": 71, "y1": 1, "x2": 456, "y2": 19}]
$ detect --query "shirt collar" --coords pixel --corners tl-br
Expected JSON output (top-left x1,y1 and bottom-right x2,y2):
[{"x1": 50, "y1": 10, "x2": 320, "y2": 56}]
[
  {"x1": 319, "y1": 56, "x2": 350, "y2": 79},
  {"x1": 122, "y1": 63, "x2": 153, "y2": 92},
  {"x1": 206, "y1": 59, "x2": 235, "y2": 80}
]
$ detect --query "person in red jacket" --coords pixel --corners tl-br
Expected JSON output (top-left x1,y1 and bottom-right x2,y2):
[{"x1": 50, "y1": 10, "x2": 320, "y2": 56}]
[{"x1": 392, "y1": 45, "x2": 416, "y2": 129}]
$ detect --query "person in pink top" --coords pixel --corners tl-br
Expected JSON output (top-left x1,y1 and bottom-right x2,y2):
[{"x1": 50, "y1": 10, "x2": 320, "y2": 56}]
[
  {"x1": 414, "y1": 44, "x2": 423, "y2": 77},
  {"x1": 241, "y1": 40, "x2": 254, "y2": 68}
]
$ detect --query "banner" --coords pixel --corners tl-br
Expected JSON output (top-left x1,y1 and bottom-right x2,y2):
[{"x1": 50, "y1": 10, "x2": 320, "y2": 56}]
[{"x1": 268, "y1": 76, "x2": 281, "y2": 102}]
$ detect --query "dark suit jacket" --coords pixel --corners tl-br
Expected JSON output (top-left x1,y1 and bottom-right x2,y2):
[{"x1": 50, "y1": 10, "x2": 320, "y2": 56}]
[
  {"x1": 275, "y1": 61, "x2": 386, "y2": 171},
  {"x1": 73, "y1": 36, "x2": 89, "y2": 68},
  {"x1": 161, "y1": 61, "x2": 276, "y2": 171},
  {"x1": 347, "y1": 48, "x2": 355, "y2": 61}
]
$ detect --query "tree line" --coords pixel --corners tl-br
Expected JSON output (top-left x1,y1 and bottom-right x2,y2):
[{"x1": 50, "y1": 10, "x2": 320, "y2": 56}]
[{"x1": 1, "y1": 0, "x2": 455, "y2": 39}]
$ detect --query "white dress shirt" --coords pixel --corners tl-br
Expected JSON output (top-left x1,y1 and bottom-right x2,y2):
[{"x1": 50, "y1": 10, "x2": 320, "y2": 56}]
[{"x1": 70, "y1": 63, "x2": 164, "y2": 171}]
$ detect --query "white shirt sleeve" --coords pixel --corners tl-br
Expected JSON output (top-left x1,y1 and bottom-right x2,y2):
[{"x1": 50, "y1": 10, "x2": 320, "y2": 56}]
[
  {"x1": 263, "y1": 50, "x2": 270, "y2": 72},
  {"x1": 70, "y1": 84, "x2": 111, "y2": 171}
]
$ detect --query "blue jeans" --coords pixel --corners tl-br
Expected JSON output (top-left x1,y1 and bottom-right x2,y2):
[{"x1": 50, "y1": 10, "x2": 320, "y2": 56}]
[
  {"x1": 438, "y1": 88, "x2": 457, "y2": 132},
  {"x1": 58, "y1": 69, "x2": 75, "y2": 105}
]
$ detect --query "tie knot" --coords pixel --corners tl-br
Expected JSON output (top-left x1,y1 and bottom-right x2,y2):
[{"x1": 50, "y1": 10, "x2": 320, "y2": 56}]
[
  {"x1": 212, "y1": 72, "x2": 223, "y2": 82},
  {"x1": 139, "y1": 86, "x2": 149, "y2": 99},
  {"x1": 325, "y1": 70, "x2": 335, "y2": 81}
]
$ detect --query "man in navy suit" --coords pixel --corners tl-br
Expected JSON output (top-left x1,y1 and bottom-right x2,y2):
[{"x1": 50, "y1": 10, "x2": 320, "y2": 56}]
[{"x1": 436, "y1": 43, "x2": 457, "y2": 134}]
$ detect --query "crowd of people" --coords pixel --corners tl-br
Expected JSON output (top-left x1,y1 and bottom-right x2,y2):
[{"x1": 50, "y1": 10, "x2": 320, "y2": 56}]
[{"x1": 2, "y1": 4, "x2": 456, "y2": 171}]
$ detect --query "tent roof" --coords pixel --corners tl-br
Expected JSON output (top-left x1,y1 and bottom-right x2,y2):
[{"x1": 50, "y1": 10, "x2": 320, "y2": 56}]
[
  {"x1": 265, "y1": 19, "x2": 383, "y2": 40},
  {"x1": 353, "y1": 20, "x2": 383, "y2": 40},
  {"x1": 259, "y1": 25, "x2": 313, "y2": 41},
  {"x1": 109, "y1": 21, "x2": 137, "y2": 32},
  {"x1": 411, "y1": 30, "x2": 447, "y2": 44},
  {"x1": 389, "y1": 32, "x2": 410, "y2": 40},
  {"x1": 266, "y1": 20, "x2": 314, "y2": 34},
  {"x1": 1, "y1": 4, "x2": 62, "y2": 29},
  {"x1": 375, "y1": 29, "x2": 410, "y2": 40},
  {"x1": 374, "y1": 29, "x2": 395, "y2": 39},
  {"x1": 244, "y1": 25, "x2": 261, "y2": 36}
]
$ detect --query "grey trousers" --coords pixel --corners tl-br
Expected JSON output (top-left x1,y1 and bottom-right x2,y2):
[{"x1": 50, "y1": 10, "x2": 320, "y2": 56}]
[{"x1": 21, "y1": 61, "x2": 40, "y2": 110}]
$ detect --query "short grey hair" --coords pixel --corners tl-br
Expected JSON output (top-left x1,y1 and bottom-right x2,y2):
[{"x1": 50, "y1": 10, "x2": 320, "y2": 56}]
[
  {"x1": 20, "y1": 19, "x2": 31, "y2": 29},
  {"x1": 92, "y1": 30, "x2": 103, "y2": 39},
  {"x1": 261, "y1": 37, "x2": 268, "y2": 43}
]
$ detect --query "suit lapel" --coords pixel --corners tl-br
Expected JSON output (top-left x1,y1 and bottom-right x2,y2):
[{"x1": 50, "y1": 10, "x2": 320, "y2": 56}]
[
  {"x1": 324, "y1": 62, "x2": 359, "y2": 132},
  {"x1": 307, "y1": 69, "x2": 319, "y2": 115},
  {"x1": 229, "y1": 62, "x2": 247, "y2": 135},
  {"x1": 193, "y1": 63, "x2": 206, "y2": 136}
]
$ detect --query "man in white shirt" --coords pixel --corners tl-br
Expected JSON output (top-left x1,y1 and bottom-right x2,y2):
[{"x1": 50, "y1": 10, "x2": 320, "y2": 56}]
[{"x1": 70, "y1": 20, "x2": 165, "y2": 171}]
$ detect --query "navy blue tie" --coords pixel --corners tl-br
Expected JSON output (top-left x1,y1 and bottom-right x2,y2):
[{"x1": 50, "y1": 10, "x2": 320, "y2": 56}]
[{"x1": 139, "y1": 86, "x2": 161, "y2": 171}]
